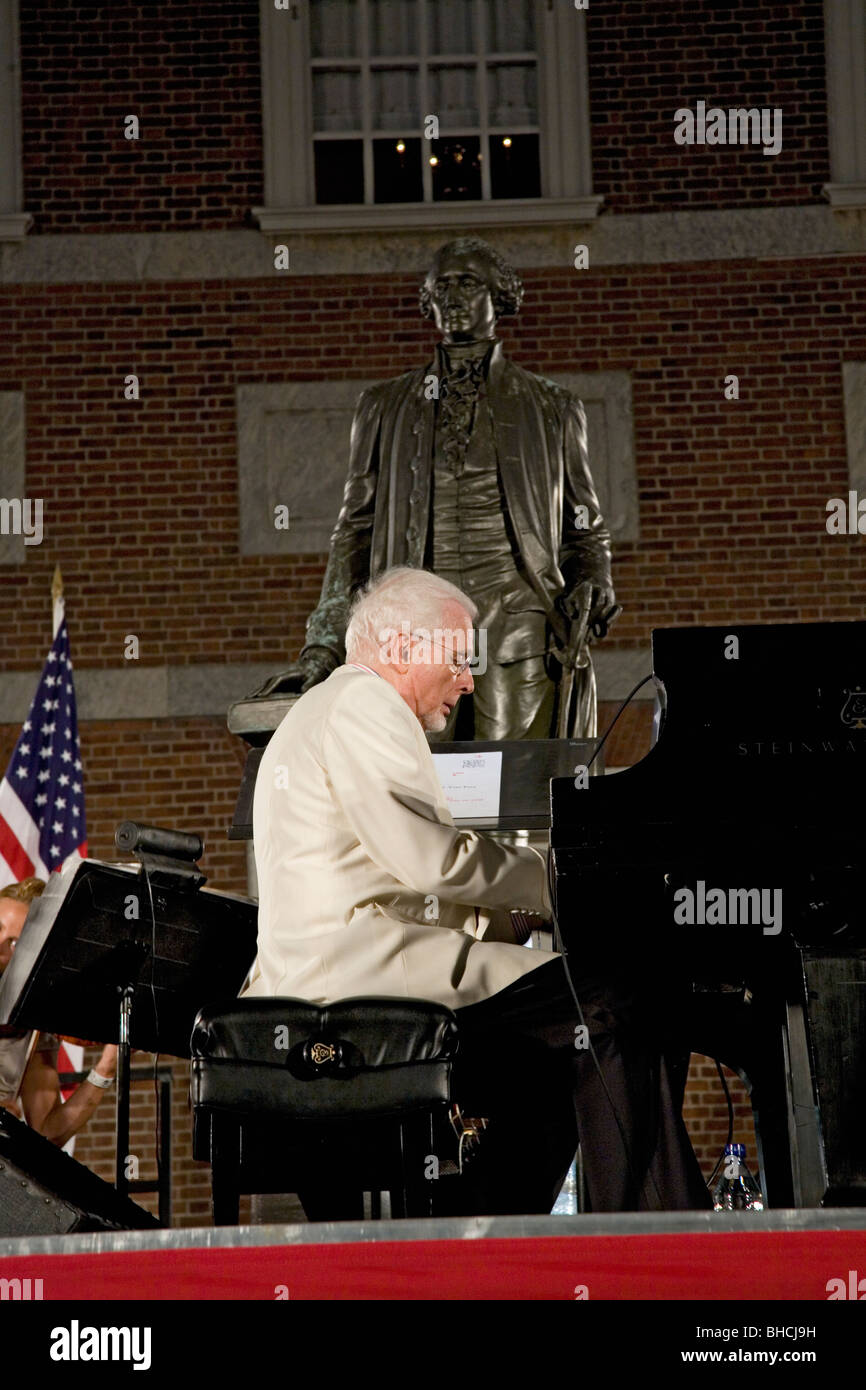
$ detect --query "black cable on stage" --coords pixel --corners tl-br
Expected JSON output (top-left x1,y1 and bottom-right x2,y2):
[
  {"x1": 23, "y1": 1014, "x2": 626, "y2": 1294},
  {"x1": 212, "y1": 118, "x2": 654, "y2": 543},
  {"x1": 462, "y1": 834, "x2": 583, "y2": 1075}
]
[
  {"x1": 585, "y1": 672, "x2": 658, "y2": 772},
  {"x1": 705, "y1": 1058, "x2": 736, "y2": 1193}
]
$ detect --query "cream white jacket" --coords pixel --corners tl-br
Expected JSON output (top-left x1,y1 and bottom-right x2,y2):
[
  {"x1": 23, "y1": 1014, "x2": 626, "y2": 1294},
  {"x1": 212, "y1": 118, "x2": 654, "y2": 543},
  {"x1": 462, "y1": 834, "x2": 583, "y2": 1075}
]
[{"x1": 242, "y1": 665, "x2": 557, "y2": 1009}]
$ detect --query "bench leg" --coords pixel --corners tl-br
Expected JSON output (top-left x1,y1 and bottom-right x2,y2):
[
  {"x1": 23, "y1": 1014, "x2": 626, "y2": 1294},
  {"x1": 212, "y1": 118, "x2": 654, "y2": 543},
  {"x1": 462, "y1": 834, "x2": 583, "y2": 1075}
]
[{"x1": 210, "y1": 1116, "x2": 242, "y2": 1226}]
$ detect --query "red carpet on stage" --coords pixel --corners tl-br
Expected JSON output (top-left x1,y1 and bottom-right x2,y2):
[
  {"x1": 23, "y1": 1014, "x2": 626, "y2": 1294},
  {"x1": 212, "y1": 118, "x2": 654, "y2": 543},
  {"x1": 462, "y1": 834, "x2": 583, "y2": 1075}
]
[{"x1": 1, "y1": 1213, "x2": 864, "y2": 1300}]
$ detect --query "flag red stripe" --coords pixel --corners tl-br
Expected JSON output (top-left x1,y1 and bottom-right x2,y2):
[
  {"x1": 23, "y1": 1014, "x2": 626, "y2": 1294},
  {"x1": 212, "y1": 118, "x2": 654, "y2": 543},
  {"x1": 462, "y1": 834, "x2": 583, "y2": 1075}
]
[
  {"x1": 0, "y1": 810, "x2": 36, "y2": 880},
  {"x1": 56, "y1": 1042, "x2": 78, "y2": 1101}
]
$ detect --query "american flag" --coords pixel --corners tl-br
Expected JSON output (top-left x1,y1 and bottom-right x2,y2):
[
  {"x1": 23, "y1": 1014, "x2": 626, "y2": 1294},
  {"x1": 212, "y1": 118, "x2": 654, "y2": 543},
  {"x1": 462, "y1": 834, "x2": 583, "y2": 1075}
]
[{"x1": 0, "y1": 617, "x2": 87, "y2": 886}]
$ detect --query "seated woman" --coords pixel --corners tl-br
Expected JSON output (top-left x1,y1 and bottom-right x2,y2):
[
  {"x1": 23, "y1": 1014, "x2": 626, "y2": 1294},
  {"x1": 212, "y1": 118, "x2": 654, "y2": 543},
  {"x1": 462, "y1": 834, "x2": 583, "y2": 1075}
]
[{"x1": 0, "y1": 876, "x2": 117, "y2": 1147}]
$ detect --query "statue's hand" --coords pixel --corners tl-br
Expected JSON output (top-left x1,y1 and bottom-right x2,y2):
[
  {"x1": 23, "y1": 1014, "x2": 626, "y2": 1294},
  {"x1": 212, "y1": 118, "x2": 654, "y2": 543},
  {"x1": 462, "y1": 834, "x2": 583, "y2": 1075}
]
[
  {"x1": 248, "y1": 665, "x2": 306, "y2": 698},
  {"x1": 588, "y1": 582, "x2": 618, "y2": 631},
  {"x1": 560, "y1": 581, "x2": 618, "y2": 631},
  {"x1": 299, "y1": 647, "x2": 339, "y2": 692},
  {"x1": 249, "y1": 647, "x2": 338, "y2": 699}
]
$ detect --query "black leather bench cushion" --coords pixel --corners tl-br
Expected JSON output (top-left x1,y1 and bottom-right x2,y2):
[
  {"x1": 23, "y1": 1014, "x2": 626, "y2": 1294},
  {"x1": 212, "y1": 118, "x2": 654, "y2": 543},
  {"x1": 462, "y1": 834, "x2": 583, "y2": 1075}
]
[
  {"x1": 191, "y1": 997, "x2": 459, "y2": 1068},
  {"x1": 190, "y1": 1057, "x2": 452, "y2": 1122}
]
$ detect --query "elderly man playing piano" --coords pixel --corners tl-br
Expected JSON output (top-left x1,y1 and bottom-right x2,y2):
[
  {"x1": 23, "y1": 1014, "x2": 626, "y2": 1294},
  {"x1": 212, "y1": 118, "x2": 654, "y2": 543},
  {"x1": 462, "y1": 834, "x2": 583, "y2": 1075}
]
[{"x1": 244, "y1": 566, "x2": 708, "y2": 1213}]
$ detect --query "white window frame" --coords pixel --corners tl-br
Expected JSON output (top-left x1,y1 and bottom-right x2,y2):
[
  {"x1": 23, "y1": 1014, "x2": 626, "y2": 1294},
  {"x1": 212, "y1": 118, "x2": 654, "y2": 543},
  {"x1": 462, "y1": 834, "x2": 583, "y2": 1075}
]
[
  {"x1": 0, "y1": 0, "x2": 30, "y2": 240},
  {"x1": 255, "y1": 0, "x2": 602, "y2": 232},
  {"x1": 824, "y1": 0, "x2": 866, "y2": 210}
]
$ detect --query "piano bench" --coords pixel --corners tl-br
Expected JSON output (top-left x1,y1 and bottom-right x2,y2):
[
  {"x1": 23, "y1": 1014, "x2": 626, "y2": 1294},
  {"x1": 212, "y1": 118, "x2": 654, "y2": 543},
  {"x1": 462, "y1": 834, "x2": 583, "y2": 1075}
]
[{"x1": 190, "y1": 997, "x2": 459, "y2": 1224}]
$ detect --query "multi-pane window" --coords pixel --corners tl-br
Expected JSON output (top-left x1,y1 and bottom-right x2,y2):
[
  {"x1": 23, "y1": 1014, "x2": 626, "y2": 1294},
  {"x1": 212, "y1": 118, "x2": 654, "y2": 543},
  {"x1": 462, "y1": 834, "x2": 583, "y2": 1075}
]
[{"x1": 310, "y1": 0, "x2": 541, "y2": 205}]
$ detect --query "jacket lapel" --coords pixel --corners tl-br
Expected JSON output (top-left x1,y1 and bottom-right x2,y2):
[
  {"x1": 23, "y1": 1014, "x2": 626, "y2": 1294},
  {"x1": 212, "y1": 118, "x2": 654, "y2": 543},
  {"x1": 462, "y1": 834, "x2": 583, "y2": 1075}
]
[{"x1": 373, "y1": 366, "x2": 434, "y2": 570}]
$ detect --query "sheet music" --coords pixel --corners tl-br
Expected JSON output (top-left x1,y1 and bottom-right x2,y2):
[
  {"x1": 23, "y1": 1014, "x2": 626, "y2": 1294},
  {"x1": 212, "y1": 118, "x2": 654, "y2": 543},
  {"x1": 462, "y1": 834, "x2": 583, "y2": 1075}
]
[{"x1": 431, "y1": 750, "x2": 503, "y2": 819}]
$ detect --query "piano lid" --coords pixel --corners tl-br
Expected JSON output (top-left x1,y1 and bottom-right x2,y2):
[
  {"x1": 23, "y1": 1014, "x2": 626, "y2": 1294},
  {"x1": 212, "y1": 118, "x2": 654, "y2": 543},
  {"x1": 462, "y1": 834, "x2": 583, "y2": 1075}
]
[
  {"x1": 551, "y1": 620, "x2": 866, "y2": 843},
  {"x1": 652, "y1": 619, "x2": 866, "y2": 762}
]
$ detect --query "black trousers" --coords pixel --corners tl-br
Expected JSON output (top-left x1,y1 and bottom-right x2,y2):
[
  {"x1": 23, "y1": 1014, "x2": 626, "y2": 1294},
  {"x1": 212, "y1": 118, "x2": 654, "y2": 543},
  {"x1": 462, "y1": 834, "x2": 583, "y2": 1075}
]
[{"x1": 439, "y1": 958, "x2": 712, "y2": 1215}]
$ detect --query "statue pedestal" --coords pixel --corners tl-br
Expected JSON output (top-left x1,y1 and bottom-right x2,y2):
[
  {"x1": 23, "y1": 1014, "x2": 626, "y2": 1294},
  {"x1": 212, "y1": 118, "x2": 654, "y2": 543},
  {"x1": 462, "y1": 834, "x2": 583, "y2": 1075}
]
[{"x1": 227, "y1": 694, "x2": 300, "y2": 745}]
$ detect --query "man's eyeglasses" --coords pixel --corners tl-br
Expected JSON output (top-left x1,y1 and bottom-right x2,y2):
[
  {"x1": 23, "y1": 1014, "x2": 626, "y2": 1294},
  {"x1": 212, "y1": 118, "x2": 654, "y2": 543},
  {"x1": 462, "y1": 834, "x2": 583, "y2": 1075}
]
[{"x1": 422, "y1": 636, "x2": 474, "y2": 677}]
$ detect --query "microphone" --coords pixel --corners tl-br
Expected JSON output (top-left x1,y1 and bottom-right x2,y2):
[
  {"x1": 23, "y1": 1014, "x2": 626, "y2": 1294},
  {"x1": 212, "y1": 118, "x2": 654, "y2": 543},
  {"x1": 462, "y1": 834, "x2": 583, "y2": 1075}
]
[{"x1": 114, "y1": 822, "x2": 204, "y2": 862}]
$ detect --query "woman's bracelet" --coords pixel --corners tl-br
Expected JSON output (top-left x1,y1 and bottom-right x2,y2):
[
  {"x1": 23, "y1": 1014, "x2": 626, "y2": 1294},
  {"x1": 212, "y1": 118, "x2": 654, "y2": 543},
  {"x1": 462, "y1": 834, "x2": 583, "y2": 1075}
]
[{"x1": 86, "y1": 1068, "x2": 114, "y2": 1090}]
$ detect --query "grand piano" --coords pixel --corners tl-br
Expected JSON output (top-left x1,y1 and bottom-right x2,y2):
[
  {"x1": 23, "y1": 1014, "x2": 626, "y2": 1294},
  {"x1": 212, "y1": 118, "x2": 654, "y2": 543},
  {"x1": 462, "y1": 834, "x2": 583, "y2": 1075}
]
[{"x1": 550, "y1": 620, "x2": 866, "y2": 1208}]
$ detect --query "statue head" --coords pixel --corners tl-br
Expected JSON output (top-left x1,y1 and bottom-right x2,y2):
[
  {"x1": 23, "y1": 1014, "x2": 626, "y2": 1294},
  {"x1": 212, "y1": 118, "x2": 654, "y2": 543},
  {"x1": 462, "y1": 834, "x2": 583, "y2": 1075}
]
[{"x1": 419, "y1": 238, "x2": 524, "y2": 344}]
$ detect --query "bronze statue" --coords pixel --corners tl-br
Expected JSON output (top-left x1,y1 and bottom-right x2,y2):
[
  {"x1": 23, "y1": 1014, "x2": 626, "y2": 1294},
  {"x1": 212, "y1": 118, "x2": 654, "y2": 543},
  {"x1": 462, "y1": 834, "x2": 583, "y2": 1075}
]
[{"x1": 254, "y1": 237, "x2": 617, "y2": 739}]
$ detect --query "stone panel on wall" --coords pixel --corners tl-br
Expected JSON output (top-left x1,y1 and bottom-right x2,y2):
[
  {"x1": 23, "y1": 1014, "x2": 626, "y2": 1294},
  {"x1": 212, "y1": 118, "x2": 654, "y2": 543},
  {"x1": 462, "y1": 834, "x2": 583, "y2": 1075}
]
[
  {"x1": 237, "y1": 371, "x2": 637, "y2": 555},
  {"x1": 843, "y1": 361, "x2": 866, "y2": 494},
  {"x1": 237, "y1": 380, "x2": 377, "y2": 556},
  {"x1": 0, "y1": 389, "x2": 26, "y2": 566},
  {"x1": 548, "y1": 371, "x2": 638, "y2": 542}
]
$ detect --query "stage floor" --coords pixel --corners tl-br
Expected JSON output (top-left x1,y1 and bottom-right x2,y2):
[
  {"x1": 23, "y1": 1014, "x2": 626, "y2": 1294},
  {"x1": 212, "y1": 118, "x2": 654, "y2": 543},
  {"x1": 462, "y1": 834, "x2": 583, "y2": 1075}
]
[{"x1": 1, "y1": 1208, "x2": 864, "y2": 1300}]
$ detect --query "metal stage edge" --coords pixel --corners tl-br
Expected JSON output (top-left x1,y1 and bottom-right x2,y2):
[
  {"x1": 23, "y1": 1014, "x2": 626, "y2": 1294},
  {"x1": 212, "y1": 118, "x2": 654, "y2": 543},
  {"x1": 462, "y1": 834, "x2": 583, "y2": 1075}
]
[
  {"x1": 3, "y1": 1207, "x2": 866, "y2": 1258},
  {"x1": 2, "y1": 1210, "x2": 865, "y2": 1301}
]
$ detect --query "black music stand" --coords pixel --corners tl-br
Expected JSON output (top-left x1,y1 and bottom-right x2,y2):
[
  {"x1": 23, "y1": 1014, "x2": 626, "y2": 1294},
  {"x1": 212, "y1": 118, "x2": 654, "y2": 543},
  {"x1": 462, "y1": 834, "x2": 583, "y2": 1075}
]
[
  {"x1": 429, "y1": 738, "x2": 601, "y2": 831},
  {"x1": 230, "y1": 737, "x2": 602, "y2": 840},
  {"x1": 0, "y1": 849, "x2": 258, "y2": 1198}
]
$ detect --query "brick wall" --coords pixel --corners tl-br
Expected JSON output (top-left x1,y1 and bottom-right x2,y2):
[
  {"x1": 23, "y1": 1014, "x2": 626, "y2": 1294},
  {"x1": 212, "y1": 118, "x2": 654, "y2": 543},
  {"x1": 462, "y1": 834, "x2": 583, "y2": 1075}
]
[
  {"x1": 688, "y1": 1056, "x2": 757, "y2": 1187},
  {"x1": 587, "y1": 0, "x2": 830, "y2": 211},
  {"x1": 1, "y1": 257, "x2": 864, "y2": 670},
  {"x1": 18, "y1": 2, "x2": 832, "y2": 231},
  {"x1": 19, "y1": 0, "x2": 262, "y2": 232},
  {"x1": 601, "y1": 703, "x2": 653, "y2": 770},
  {"x1": 0, "y1": 718, "x2": 248, "y2": 889}
]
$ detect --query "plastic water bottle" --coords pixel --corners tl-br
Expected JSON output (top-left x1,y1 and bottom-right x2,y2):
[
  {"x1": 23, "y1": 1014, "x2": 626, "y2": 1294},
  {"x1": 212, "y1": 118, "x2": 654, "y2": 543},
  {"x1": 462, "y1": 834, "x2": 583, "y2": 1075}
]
[{"x1": 713, "y1": 1143, "x2": 764, "y2": 1210}]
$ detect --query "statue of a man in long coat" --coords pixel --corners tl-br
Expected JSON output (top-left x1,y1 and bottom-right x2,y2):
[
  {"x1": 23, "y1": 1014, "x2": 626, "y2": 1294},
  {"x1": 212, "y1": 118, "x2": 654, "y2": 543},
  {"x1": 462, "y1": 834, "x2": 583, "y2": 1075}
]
[{"x1": 255, "y1": 237, "x2": 617, "y2": 739}]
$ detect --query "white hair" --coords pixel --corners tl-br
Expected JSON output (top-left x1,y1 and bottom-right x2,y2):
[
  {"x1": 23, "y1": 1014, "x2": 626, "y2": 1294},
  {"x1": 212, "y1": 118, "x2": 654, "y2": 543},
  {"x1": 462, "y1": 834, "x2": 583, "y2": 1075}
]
[{"x1": 344, "y1": 567, "x2": 478, "y2": 665}]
